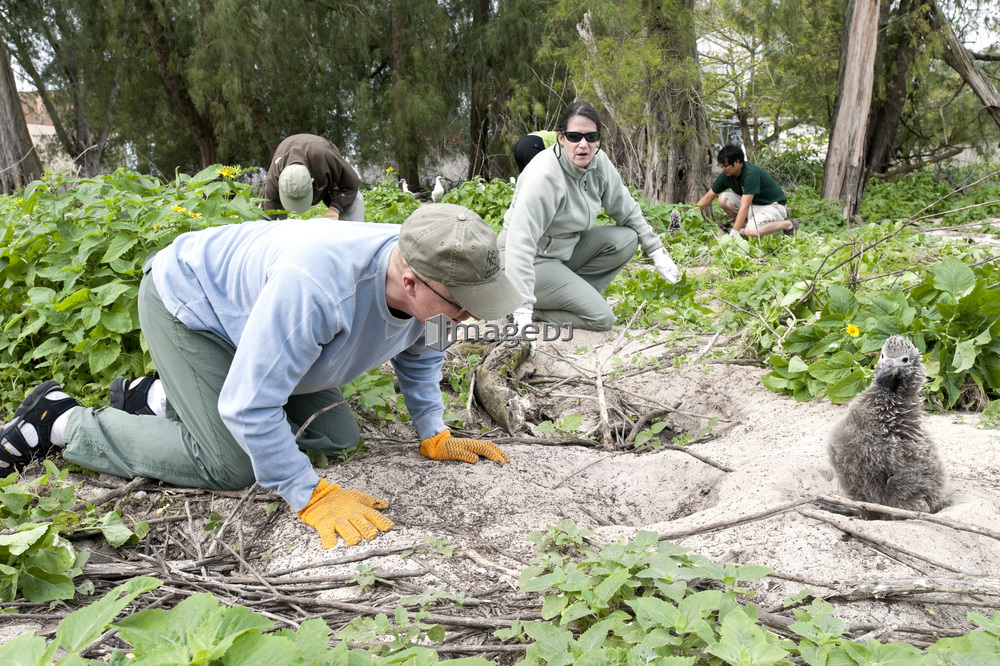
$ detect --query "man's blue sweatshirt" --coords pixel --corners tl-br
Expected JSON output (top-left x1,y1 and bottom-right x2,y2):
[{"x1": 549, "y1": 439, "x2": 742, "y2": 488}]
[{"x1": 152, "y1": 219, "x2": 446, "y2": 510}]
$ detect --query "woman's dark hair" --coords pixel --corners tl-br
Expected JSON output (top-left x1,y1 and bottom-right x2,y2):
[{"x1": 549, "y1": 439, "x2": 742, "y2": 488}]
[{"x1": 557, "y1": 101, "x2": 602, "y2": 133}]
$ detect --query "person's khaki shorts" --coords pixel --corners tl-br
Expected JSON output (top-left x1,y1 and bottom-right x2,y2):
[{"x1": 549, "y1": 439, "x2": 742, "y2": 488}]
[{"x1": 720, "y1": 191, "x2": 787, "y2": 231}]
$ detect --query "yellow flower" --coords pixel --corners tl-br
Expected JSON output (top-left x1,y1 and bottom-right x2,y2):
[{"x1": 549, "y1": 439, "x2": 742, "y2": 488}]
[
  {"x1": 846, "y1": 324, "x2": 860, "y2": 337},
  {"x1": 386, "y1": 167, "x2": 394, "y2": 172},
  {"x1": 189, "y1": 212, "x2": 201, "y2": 218},
  {"x1": 216, "y1": 165, "x2": 239, "y2": 179},
  {"x1": 15, "y1": 198, "x2": 23, "y2": 205},
  {"x1": 171, "y1": 205, "x2": 186, "y2": 213}
]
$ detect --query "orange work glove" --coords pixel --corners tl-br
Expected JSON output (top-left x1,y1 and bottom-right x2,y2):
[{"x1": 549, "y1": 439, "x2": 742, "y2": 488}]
[
  {"x1": 419, "y1": 430, "x2": 510, "y2": 464},
  {"x1": 297, "y1": 479, "x2": 394, "y2": 548},
  {"x1": 324, "y1": 206, "x2": 340, "y2": 220}
]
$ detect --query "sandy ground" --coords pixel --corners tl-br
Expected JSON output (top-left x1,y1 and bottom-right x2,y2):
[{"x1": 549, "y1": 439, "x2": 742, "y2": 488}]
[
  {"x1": 250, "y1": 328, "x2": 1000, "y2": 630},
  {"x1": 3, "y1": 327, "x2": 998, "y2": 649}
]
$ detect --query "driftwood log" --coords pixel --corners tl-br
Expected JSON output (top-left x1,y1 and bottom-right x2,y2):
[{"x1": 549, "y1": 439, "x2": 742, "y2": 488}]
[{"x1": 473, "y1": 341, "x2": 533, "y2": 434}]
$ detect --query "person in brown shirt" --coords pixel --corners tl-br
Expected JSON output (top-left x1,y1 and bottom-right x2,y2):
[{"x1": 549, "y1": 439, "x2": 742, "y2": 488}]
[{"x1": 262, "y1": 134, "x2": 365, "y2": 220}]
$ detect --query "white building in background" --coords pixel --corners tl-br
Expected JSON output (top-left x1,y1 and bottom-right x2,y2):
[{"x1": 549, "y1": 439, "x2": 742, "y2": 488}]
[{"x1": 19, "y1": 91, "x2": 74, "y2": 173}]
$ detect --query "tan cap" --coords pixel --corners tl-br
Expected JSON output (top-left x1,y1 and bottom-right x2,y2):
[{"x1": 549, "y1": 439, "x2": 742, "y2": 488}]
[
  {"x1": 278, "y1": 163, "x2": 314, "y2": 214},
  {"x1": 399, "y1": 204, "x2": 522, "y2": 320}
]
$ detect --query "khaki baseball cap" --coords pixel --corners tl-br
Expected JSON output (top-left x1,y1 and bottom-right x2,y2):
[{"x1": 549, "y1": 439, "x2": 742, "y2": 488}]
[
  {"x1": 278, "y1": 163, "x2": 314, "y2": 214},
  {"x1": 399, "y1": 204, "x2": 522, "y2": 320}
]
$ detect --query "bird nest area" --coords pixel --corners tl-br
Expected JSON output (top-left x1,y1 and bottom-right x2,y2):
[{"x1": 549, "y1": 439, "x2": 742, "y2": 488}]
[{"x1": 2, "y1": 328, "x2": 1000, "y2": 658}]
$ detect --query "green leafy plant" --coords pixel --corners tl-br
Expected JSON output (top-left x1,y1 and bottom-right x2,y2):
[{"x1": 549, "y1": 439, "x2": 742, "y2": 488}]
[
  {"x1": 337, "y1": 605, "x2": 449, "y2": 658},
  {"x1": 526, "y1": 518, "x2": 595, "y2": 557},
  {"x1": 363, "y1": 168, "x2": 421, "y2": 225},
  {"x1": 0, "y1": 461, "x2": 147, "y2": 602},
  {"x1": 401, "y1": 535, "x2": 455, "y2": 559},
  {"x1": 501, "y1": 526, "x2": 780, "y2": 663},
  {"x1": 439, "y1": 177, "x2": 514, "y2": 232},
  {"x1": 400, "y1": 587, "x2": 478, "y2": 609},
  {"x1": 0, "y1": 166, "x2": 262, "y2": 413},
  {"x1": 762, "y1": 258, "x2": 1000, "y2": 407},
  {"x1": 535, "y1": 413, "x2": 584, "y2": 436},
  {"x1": 633, "y1": 420, "x2": 669, "y2": 451},
  {"x1": 352, "y1": 564, "x2": 392, "y2": 591},
  {"x1": 341, "y1": 367, "x2": 407, "y2": 425},
  {"x1": 978, "y1": 400, "x2": 1000, "y2": 429}
]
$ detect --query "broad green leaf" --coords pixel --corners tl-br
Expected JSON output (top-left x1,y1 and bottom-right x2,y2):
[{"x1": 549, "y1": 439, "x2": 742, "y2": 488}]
[
  {"x1": 790, "y1": 611, "x2": 846, "y2": 644},
  {"x1": 560, "y1": 600, "x2": 596, "y2": 625},
  {"x1": 931, "y1": 257, "x2": 976, "y2": 297},
  {"x1": 734, "y1": 564, "x2": 772, "y2": 582},
  {"x1": 706, "y1": 607, "x2": 789, "y2": 664},
  {"x1": 0, "y1": 563, "x2": 19, "y2": 602},
  {"x1": 760, "y1": 372, "x2": 791, "y2": 392},
  {"x1": 0, "y1": 524, "x2": 49, "y2": 556},
  {"x1": 100, "y1": 302, "x2": 134, "y2": 333},
  {"x1": 561, "y1": 413, "x2": 584, "y2": 431},
  {"x1": 0, "y1": 489, "x2": 32, "y2": 514},
  {"x1": 94, "y1": 281, "x2": 133, "y2": 307},
  {"x1": 94, "y1": 512, "x2": 136, "y2": 548},
  {"x1": 19, "y1": 567, "x2": 75, "y2": 602},
  {"x1": 28, "y1": 336, "x2": 69, "y2": 361},
  {"x1": 951, "y1": 340, "x2": 977, "y2": 374},
  {"x1": 100, "y1": 235, "x2": 139, "y2": 264},
  {"x1": 592, "y1": 566, "x2": 631, "y2": 606},
  {"x1": 221, "y1": 632, "x2": 301, "y2": 666},
  {"x1": 824, "y1": 285, "x2": 858, "y2": 319},
  {"x1": 89, "y1": 343, "x2": 121, "y2": 375},
  {"x1": 808, "y1": 351, "x2": 857, "y2": 383},
  {"x1": 56, "y1": 577, "x2": 162, "y2": 653},
  {"x1": 521, "y1": 621, "x2": 572, "y2": 660},
  {"x1": 542, "y1": 593, "x2": 569, "y2": 619},
  {"x1": 627, "y1": 596, "x2": 681, "y2": 631},
  {"x1": 865, "y1": 638, "x2": 927, "y2": 664},
  {"x1": 24, "y1": 535, "x2": 74, "y2": 574},
  {"x1": 787, "y1": 355, "x2": 809, "y2": 374},
  {"x1": 27, "y1": 287, "x2": 57, "y2": 306},
  {"x1": 114, "y1": 592, "x2": 273, "y2": 662},
  {"x1": 576, "y1": 617, "x2": 614, "y2": 652},
  {"x1": 55, "y1": 288, "x2": 91, "y2": 313},
  {"x1": 0, "y1": 631, "x2": 57, "y2": 665},
  {"x1": 679, "y1": 589, "x2": 723, "y2": 621},
  {"x1": 825, "y1": 369, "x2": 869, "y2": 403}
]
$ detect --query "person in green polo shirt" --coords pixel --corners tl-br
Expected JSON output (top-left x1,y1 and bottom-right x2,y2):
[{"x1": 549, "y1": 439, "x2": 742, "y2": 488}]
[{"x1": 694, "y1": 145, "x2": 798, "y2": 238}]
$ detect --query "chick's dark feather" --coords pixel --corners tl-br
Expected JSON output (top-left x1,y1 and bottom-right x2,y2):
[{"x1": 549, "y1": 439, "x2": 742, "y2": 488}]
[{"x1": 827, "y1": 335, "x2": 946, "y2": 518}]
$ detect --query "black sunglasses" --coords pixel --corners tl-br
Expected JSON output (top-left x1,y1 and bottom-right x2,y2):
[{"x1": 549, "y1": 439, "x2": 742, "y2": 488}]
[
  {"x1": 562, "y1": 130, "x2": 602, "y2": 143},
  {"x1": 415, "y1": 273, "x2": 466, "y2": 315}
]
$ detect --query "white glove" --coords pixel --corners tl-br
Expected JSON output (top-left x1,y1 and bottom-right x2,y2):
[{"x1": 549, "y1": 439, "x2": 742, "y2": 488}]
[
  {"x1": 649, "y1": 248, "x2": 678, "y2": 284},
  {"x1": 511, "y1": 306, "x2": 537, "y2": 354},
  {"x1": 729, "y1": 228, "x2": 742, "y2": 238}
]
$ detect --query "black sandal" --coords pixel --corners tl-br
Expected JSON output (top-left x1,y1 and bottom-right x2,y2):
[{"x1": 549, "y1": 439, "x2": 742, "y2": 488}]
[
  {"x1": 109, "y1": 374, "x2": 158, "y2": 416},
  {"x1": 0, "y1": 381, "x2": 78, "y2": 472}
]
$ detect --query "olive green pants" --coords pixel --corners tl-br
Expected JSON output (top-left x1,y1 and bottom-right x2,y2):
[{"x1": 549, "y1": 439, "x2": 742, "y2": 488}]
[
  {"x1": 500, "y1": 225, "x2": 638, "y2": 331},
  {"x1": 62, "y1": 261, "x2": 358, "y2": 491}
]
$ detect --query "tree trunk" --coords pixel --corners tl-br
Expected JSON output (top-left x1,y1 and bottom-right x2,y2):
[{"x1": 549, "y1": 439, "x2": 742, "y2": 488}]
[
  {"x1": 578, "y1": 4, "x2": 712, "y2": 204},
  {"x1": 930, "y1": 0, "x2": 1000, "y2": 134},
  {"x1": 650, "y1": 0, "x2": 713, "y2": 204},
  {"x1": 132, "y1": 0, "x2": 218, "y2": 167},
  {"x1": 390, "y1": 0, "x2": 420, "y2": 186},
  {"x1": 467, "y1": 0, "x2": 491, "y2": 180},
  {"x1": 822, "y1": 0, "x2": 880, "y2": 218},
  {"x1": 861, "y1": 0, "x2": 916, "y2": 182},
  {"x1": 0, "y1": 40, "x2": 42, "y2": 193}
]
